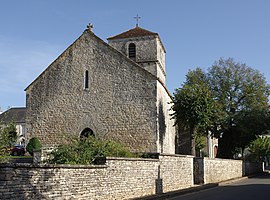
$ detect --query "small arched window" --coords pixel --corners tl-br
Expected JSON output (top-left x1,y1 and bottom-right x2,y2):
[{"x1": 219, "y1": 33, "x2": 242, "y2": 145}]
[
  {"x1": 84, "y1": 70, "x2": 89, "y2": 89},
  {"x1": 128, "y1": 43, "x2": 136, "y2": 59}
]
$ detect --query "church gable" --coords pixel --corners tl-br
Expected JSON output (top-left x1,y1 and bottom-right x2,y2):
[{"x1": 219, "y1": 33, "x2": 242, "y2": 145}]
[{"x1": 26, "y1": 28, "x2": 160, "y2": 152}]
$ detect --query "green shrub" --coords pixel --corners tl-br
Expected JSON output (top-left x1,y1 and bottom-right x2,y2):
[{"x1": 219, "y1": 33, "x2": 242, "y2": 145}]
[
  {"x1": 48, "y1": 136, "x2": 134, "y2": 164},
  {"x1": 26, "y1": 137, "x2": 42, "y2": 156}
]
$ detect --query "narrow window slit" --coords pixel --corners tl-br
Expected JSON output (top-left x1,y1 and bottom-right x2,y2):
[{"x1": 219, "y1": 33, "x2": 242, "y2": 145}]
[{"x1": 84, "y1": 70, "x2": 89, "y2": 89}]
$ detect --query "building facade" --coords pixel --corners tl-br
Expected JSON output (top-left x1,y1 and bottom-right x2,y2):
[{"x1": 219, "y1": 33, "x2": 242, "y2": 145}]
[{"x1": 25, "y1": 25, "x2": 176, "y2": 153}]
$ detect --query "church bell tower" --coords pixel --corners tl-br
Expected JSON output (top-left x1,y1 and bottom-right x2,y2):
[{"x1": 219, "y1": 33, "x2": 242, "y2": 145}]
[{"x1": 107, "y1": 26, "x2": 166, "y2": 84}]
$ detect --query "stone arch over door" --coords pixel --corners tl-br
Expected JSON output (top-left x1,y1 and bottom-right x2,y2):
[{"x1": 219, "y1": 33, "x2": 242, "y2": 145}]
[{"x1": 80, "y1": 128, "x2": 95, "y2": 138}]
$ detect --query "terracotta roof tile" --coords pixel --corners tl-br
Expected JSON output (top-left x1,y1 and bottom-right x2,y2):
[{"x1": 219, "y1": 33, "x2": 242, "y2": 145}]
[{"x1": 107, "y1": 26, "x2": 158, "y2": 40}]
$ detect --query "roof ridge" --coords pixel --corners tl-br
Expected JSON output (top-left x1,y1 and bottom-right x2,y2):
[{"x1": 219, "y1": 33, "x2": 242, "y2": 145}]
[{"x1": 107, "y1": 26, "x2": 158, "y2": 40}]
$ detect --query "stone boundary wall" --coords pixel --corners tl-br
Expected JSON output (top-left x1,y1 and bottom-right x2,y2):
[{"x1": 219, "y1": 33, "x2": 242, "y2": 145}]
[
  {"x1": 244, "y1": 162, "x2": 264, "y2": 176},
  {"x1": 0, "y1": 154, "x2": 193, "y2": 200},
  {"x1": 194, "y1": 157, "x2": 263, "y2": 184},
  {"x1": 204, "y1": 158, "x2": 243, "y2": 183}
]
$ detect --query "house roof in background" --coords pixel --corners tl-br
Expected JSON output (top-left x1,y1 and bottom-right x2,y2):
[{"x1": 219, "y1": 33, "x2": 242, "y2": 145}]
[{"x1": 0, "y1": 107, "x2": 26, "y2": 124}]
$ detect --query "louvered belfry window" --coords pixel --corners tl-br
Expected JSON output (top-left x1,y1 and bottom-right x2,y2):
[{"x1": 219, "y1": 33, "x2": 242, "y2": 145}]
[{"x1": 128, "y1": 43, "x2": 136, "y2": 59}]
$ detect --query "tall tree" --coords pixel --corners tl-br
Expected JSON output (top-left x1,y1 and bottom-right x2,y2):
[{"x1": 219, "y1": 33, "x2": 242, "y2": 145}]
[
  {"x1": 173, "y1": 58, "x2": 270, "y2": 158},
  {"x1": 207, "y1": 58, "x2": 270, "y2": 158},
  {"x1": 172, "y1": 68, "x2": 215, "y2": 155}
]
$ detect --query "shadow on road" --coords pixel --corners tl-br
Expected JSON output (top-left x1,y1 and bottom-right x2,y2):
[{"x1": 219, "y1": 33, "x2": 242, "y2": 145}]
[
  {"x1": 247, "y1": 171, "x2": 270, "y2": 179},
  {"x1": 170, "y1": 172, "x2": 270, "y2": 200}
]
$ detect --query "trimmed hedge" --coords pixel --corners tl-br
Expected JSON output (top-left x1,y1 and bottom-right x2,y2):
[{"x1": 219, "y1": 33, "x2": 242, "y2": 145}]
[{"x1": 26, "y1": 137, "x2": 42, "y2": 156}]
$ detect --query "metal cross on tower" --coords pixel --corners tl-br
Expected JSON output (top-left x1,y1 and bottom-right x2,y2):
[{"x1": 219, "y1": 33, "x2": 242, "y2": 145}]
[{"x1": 134, "y1": 14, "x2": 141, "y2": 27}]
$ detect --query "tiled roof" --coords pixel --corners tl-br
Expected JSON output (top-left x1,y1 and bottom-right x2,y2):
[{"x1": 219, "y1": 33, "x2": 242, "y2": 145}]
[
  {"x1": 107, "y1": 26, "x2": 158, "y2": 40},
  {"x1": 0, "y1": 107, "x2": 26, "y2": 124}
]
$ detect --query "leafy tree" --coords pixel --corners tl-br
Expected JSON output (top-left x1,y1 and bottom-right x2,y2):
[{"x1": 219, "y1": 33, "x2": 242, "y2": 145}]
[
  {"x1": 194, "y1": 133, "x2": 206, "y2": 157},
  {"x1": 234, "y1": 109, "x2": 270, "y2": 157},
  {"x1": 249, "y1": 136, "x2": 270, "y2": 162},
  {"x1": 48, "y1": 136, "x2": 134, "y2": 164},
  {"x1": 0, "y1": 123, "x2": 17, "y2": 155},
  {"x1": 172, "y1": 68, "x2": 216, "y2": 155},
  {"x1": 173, "y1": 58, "x2": 270, "y2": 158},
  {"x1": 208, "y1": 58, "x2": 270, "y2": 158}
]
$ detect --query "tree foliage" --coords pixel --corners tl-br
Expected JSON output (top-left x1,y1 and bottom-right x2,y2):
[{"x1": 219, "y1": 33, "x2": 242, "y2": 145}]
[
  {"x1": 172, "y1": 68, "x2": 215, "y2": 155},
  {"x1": 208, "y1": 58, "x2": 270, "y2": 158},
  {"x1": 249, "y1": 137, "x2": 270, "y2": 162},
  {"x1": 173, "y1": 58, "x2": 270, "y2": 158},
  {"x1": 194, "y1": 133, "x2": 206, "y2": 157},
  {"x1": 0, "y1": 123, "x2": 17, "y2": 156},
  {"x1": 48, "y1": 136, "x2": 134, "y2": 164}
]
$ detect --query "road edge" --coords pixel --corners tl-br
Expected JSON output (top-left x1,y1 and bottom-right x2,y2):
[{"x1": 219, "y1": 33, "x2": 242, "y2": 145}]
[{"x1": 134, "y1": 173, "x2": 265, "y2": 200}]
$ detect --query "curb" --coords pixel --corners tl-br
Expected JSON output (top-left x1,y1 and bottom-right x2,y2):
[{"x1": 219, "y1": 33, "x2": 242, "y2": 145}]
[
  {"x1": 134, "y1": 173, "x2": 265, "y2": 200},
  {"x1": 218, "y1": 176, "x2": 248, "y2": 186},
  {"x1": 133, "y1": 183, "x2": 218, "y2": 200}
]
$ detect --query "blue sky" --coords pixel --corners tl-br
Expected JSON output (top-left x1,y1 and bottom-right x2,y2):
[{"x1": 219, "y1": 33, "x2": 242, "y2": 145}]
[{"x1": 1, "y1": 0, "x2": 270, "y2": 111}]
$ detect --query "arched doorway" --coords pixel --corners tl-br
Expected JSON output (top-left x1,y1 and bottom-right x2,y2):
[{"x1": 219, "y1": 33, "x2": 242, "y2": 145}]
[
  {"x1": 80, "y1": 128, "x2": 94, "y2": 138},
  {"x1": 214, "y1": 145, "x2": 218, "y2": 158}
]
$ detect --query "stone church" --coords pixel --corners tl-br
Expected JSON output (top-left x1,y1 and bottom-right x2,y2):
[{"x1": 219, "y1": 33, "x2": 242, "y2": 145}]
[{"x1": 25, "y1": 24, "x2": 176, "y2": 154}]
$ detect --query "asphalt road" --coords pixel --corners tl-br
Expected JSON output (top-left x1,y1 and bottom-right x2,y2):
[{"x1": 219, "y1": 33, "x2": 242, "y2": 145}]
[{"x1": 169, "y1": 172, "x2": 270, "y2": 200}]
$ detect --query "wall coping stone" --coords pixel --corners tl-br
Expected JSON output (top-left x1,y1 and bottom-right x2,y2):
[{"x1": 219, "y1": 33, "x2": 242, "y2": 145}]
[
  {"x1": 0, "y1": 163, "x2": 107, "y2": 169},
  {"x1": 202, "y1": 157, "x2": 242, "y2": 162},
  {"x1": 105, "y1": 157, "x2": 159, "y2": 162},
  {"x1": 160, "y1": 153, "x2": 194, "y2": 158}
]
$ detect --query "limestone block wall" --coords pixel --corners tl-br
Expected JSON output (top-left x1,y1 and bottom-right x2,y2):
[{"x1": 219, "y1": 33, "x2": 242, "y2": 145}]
[
  {"x1": 0, "y1": 155, "x2": 194, "y2": 200},
  {"x1": 108, "y1": 36, "x2": 166, "y2": 83},
  {"x1": 194, "y1": 157, "x2": 263, "y2": 184},
  {"x1": 159, "y1": 154, "x2": 193, "y2": 192},
  {"x1": 204, "y1": 158, "x2": 243, "y2": 183},
  {"x1": 156, "y1": 82, "x2": 175, "y2": 154},
  {"x1": 108, "y1": 36, "x2": 158, "y2": 64}
]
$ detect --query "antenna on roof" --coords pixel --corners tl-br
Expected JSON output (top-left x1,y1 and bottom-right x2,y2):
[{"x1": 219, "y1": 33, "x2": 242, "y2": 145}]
[{"x1": 134, "y1": 14, "x2": 141, "y2": 27}]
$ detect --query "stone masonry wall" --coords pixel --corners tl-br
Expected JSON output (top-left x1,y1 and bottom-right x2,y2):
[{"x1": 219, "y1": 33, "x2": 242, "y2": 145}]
[
  {"x1": 108, "y1": 36, "x2": 166, "y2": 83},
  {"x1": 0, "y1": 155, "x2": 194, "y2": 200},
  {"x1": 156, "y1": 82, "x2": 175, "y2": 154},
  {"x1": 159, "y1": 154, "x2": 193, "y2": 193},
  {"x1": 193, "y1": 157, "x2": 263, "y2": 184},
  {"x1": 203, "y1": 158, "x2": 243, "y2": 183},
  {"x1": 0, "y1": 155, "x2": 263, "y2": 199},
  {"x1": 25, "y1": 30, "x2": 159, "y2": 153},
  {"x1": 108, "y1": 36, "x2": 158, "y2": 65},
  {"x1": 204, "y1": 158, "x2": 243, "y2": 183}
]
